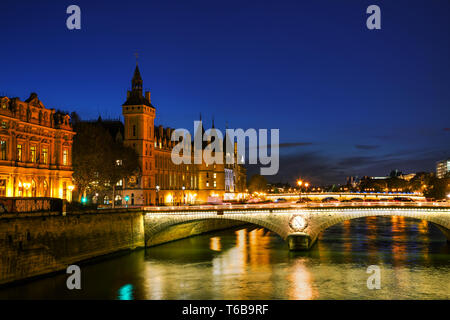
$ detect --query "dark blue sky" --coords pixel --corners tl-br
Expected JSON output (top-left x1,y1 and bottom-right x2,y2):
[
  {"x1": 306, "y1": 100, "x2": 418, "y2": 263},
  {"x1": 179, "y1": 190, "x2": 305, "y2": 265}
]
[{"x1": 1, "y1": 0, "x2": 449, "y2": 184}]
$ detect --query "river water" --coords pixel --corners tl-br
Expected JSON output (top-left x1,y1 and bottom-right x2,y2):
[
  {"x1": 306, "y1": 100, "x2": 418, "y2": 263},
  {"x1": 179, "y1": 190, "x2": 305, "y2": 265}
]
[{"x1": 0, "y1": 216, "x2": 449, "y2": 299}]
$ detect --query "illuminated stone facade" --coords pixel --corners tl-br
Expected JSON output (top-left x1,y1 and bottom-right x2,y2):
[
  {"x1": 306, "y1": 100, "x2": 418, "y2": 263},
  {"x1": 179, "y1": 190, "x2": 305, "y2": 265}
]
[
  {"x1": 0, "y1": 93, "x2": 74, "y2": 200},
  {"x1": 120, "y1": 65, "x2": 246, "y2": 205}
]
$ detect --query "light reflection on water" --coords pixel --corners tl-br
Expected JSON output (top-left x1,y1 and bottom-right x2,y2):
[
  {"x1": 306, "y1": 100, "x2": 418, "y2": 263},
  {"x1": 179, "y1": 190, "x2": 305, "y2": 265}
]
[{"x1": 0, "y1": 216, "x2": 449, "y2": 300}]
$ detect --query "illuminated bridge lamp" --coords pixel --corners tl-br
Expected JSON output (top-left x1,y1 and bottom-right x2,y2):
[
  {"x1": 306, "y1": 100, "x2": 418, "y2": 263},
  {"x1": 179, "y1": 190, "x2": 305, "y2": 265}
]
[{"x1": 81, "y1": 197, "x2": 87, "y2": 204}]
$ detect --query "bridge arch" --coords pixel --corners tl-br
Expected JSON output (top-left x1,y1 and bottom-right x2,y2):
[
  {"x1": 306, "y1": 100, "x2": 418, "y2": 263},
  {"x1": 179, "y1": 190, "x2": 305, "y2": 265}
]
[
  {"x1": 144, "y1": 207, "x2": 450, "y2": 250},
  {"x1": 144, "y1": 212, "x2": 290, "y2": 247},
  {"x1": 294, "y1": 208, "x2": 450, "y2": 250}
]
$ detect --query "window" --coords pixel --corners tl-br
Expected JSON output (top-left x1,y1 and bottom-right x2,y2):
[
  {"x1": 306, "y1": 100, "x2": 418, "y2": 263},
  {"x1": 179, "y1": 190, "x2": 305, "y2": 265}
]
[
  {"x1": 0, "y1": 140, "x2": 6, "y2": 160},
  {"x1": 30, "y1": 146, "x2": 36, "y2": 163},
  {"x1": 16, "y1": 144, "x2": 22, "y2": 161},
  {"x1": 214, "y1": 181, "x2": 217, "y2": 188},
  {"x1": 1, "y1": 121, "x2": 7, "y2": 129},
  {"x1": 42, "y1": 148, "x2": 48, "y2": 164},
  {"x1": 116, "y1": 179, "x2": 123, "y2": 186},
  {"x1": 0, "y1": 179, "x2": 6, "y2": 196},
  {"x1": 206, "y1": 181, "x2": 209, "y2": 187},
  {"x1": 63, "y1": 149, "x2": 68, "y2": 165},
  {"x1": 213, "y1": 173, "x2": 216, "y2": 178},
  {"x1": 133, "y1": 125, "x2": 136, "y2": 137}
]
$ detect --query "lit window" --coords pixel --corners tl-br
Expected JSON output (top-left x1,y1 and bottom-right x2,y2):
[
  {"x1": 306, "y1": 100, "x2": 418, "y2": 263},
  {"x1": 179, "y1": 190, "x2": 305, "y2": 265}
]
[
  {"x1": 30, "y1": 145, "x2": 36, "y2": 163},
  {"x1": 63, "y1": 149, "x2": 68, "y2": 165},
  {"x1": 0, "y1": 141, "x2": 6, "y2": 160},
  {"x1": 42, "y1": 148, "x2": 48, "y2": 164},
  {"x1": 206, "y1": 182, "x2": 209, "y2": 187},
  {"x1": 213, "y1": 173, "x2": 216, "y2": 178},
  {"x1": 16, "y1": 144, "x2": 22, "y2": 161},
  {"x1": 213, "y1": 181, "x2": 216, "y2": 188}
]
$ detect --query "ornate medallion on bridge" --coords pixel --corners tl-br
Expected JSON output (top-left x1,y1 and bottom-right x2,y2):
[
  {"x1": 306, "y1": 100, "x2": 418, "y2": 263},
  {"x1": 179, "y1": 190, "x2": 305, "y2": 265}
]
[{"x1": 289, "y1": 215, "x2": 308, "y2": 232}]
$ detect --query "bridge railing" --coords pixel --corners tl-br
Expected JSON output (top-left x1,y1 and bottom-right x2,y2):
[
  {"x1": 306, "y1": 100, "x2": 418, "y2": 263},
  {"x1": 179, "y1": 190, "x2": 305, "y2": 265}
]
[{"x1": 143, "y1": 201, "x2": 450, "y2": 213}]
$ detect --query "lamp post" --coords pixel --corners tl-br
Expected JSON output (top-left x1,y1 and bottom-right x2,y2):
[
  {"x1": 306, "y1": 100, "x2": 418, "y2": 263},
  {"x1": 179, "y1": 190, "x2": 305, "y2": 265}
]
[
  {"x1": 182, "y1": 185, "x2": 186, "y2": 205},
  {"x1": 297, "y1": 180, "x2": 303, "y2": 199},
  {"x1": 156, "y1": 185, "x2": 160, "y2": 206},
  {"x1": 124, "y1": 195, "x2": 129, "y2": 208}
]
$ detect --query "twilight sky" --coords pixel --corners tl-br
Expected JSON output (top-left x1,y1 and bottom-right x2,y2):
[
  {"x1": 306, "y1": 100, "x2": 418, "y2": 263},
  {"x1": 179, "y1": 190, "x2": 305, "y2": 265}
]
[{"x1": 1, "y1": 0, "x2": 449, "y2": 184}]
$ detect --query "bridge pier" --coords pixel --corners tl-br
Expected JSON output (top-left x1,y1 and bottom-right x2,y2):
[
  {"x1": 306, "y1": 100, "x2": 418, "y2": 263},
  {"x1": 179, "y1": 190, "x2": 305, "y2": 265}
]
[{"x1": 287, "y1": 233, "x2": 315, "y2": 251}]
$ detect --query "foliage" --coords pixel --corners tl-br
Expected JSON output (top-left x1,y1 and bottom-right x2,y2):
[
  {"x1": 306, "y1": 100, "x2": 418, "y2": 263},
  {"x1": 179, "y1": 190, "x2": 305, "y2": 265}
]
[
  {"x1": 72, "y1": 121, "x2": 139, "y2": 201},
  {"x1": 248, "y1": 174, "x2": 268, "y2": 193},
  {"x1": 424, "y1": 176, "x2": 449, "y2": 200}
]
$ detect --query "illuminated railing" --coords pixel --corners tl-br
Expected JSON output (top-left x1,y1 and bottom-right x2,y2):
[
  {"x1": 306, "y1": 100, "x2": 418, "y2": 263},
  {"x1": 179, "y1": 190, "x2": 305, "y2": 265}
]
[{"x1": 144, "y1": 201, "x2": 450, "y2": 214}]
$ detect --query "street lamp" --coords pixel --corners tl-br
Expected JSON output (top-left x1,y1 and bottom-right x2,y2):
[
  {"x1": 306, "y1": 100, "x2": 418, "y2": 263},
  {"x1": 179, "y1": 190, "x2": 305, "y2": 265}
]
[
  {"x1": 124, "y1": 195, "x2": 130, "y2": 207},
  {"x1": 156, "y1": 185, "x2": 160, "y2": 205},
  {"x1": 182, "y1": 185, "x2": 186, "y2": 205}
]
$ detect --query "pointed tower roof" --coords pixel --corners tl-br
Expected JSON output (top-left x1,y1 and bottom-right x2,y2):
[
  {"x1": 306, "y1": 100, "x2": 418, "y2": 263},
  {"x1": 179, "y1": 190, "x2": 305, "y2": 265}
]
[
  {"x1": 132, "y1": 65, "x2": 142, "y2": 82},
  {"x1": 123, "y1": 62, "x2": 153, "y2": 107}
]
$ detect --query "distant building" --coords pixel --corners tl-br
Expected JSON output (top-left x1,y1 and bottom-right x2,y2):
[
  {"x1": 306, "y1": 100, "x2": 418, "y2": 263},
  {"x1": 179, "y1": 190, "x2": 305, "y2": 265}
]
[
  {"x1": 0, "y1": 93, "x2": 75, "y2": 200},
  {"x1": 119, "y1": 64, "x2": 246, "y2": 205},
  {"x1": 346, "y1": 176, "x2": 360, "y2": 188},
  {"x1": 436, "y1": 159, "x2": 450, "y2": 178},
  {"x1": 399, "y1": 173, "x2": 416, "y2": 181}
]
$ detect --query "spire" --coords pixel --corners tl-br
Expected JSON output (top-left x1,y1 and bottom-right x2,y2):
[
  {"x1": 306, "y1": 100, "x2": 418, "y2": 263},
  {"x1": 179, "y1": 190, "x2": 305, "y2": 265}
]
[
  {"x1": 123, "y1": 59, "x2": 152, "y2": 107},
  {"x1": 212, "y1": 116, "x2": 215, "y2": 129},
  {"x1": 132, "y1": 64, "x2": 143, "y2": 92}
]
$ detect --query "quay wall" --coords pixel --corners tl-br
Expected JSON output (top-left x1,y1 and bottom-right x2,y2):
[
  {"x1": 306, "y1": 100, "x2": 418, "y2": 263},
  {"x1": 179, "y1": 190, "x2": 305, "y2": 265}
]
[{"x1": 0, "y1": 209, "x2": 145, "y2": 285}]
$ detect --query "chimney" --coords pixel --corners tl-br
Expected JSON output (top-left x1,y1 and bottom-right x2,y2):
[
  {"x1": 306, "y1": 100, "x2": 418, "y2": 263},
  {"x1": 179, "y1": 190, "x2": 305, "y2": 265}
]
[{"x1": 145, "y1": 91, "x2": 151, "y2": 103}]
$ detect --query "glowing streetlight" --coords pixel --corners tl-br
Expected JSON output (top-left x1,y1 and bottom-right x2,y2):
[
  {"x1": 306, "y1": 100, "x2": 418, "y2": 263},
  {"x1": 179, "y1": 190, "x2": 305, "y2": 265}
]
[{"x1": 304, "y1": 182, "x2": 309, "y2": 188}]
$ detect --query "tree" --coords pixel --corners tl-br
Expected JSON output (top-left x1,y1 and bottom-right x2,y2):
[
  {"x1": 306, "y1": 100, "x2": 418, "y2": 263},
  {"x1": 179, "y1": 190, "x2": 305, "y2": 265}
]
[
  {"x1": 102, "y1": 143, "x2": 139, "y2": 207},
  {"x1": 72, "y1": 121, "x2": 139, "y2": 205},
  {"x1": 248, "y1": 174, "x2": 268, "y2": 193},
  {"x1": 72, "y1": 122, "x2": 113, "y2": 200},
  {"x1": 386, "y1": 177, "x2": 408, "y2": 192},
  {"x1": 409, "y1": 172, "x2": 432, "y2": 193},
  {"x1": 424, "y1": 176, "x2": 449, "y2": 200},
  {"x1": 359, "y1": 178, "x2": 387, "y2": 192}
]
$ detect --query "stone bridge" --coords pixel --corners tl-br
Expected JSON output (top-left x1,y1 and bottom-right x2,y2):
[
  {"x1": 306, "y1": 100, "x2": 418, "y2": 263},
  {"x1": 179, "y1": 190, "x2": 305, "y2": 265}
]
[{"x1": 144, "y1": 204, "x2": 450, "y2": 250}]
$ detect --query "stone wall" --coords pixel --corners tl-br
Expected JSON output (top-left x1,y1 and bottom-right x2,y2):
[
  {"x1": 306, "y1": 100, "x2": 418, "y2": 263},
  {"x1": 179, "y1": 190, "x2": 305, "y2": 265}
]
[{"x1": 0, "y1": 209, "x2": 144, "y2": 285}]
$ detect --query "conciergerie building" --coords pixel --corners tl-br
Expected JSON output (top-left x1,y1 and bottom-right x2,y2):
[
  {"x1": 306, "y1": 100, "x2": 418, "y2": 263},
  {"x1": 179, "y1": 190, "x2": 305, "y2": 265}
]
[
  {"x1": 0, "y1": 93, "x2": 75, "y2": 200},
  {"x1": 117, "y1": 64, "x2": 246, "y2": 206}
]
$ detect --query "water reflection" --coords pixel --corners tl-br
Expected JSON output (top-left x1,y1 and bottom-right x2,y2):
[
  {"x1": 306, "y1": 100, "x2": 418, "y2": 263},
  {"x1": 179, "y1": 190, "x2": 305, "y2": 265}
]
[
  {"x1": 210, "y1": 237, "x2": 221, "y2": 252},
  {"x1": 0, "y1": 216, "x2": 448, "y2": 299}
]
